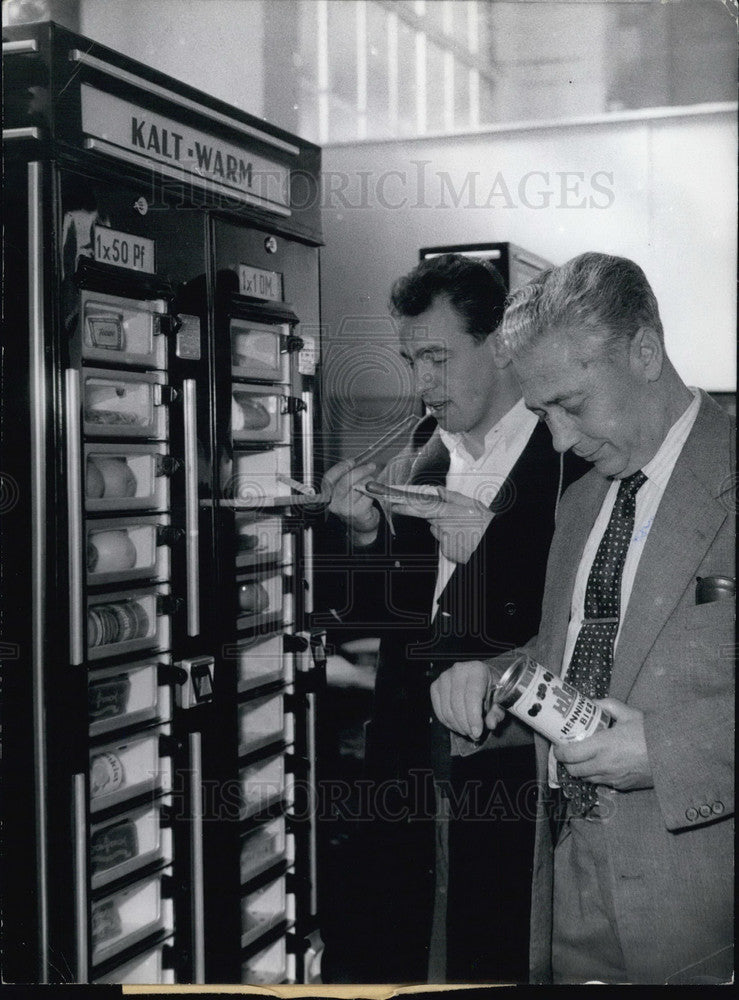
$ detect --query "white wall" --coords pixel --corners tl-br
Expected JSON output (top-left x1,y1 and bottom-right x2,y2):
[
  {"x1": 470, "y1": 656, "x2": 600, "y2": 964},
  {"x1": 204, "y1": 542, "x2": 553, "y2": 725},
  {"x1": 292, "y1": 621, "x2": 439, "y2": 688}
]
[
  {"x1": 319, "y1": 107, "x2": 736, "y2": 458},
  {"x1": 80, "y1": 0, "x2": 265, "y2": 117}
]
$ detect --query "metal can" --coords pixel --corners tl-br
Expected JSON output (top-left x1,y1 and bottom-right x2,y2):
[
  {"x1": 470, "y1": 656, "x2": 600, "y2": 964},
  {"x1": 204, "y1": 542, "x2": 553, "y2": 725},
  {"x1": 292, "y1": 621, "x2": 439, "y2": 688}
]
[{"x1": 493, "y1": 654, "x2": 612, "y2": 744}]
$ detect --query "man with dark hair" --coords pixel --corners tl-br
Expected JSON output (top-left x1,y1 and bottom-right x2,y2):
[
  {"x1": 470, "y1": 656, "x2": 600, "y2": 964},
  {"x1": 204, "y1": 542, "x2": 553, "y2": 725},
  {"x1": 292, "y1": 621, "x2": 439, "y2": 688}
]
[
  {"x1": 317, "y1": 253, "x2": 588, "y2": 983},
  {"x1": 431, "y1": 252, "x2": 735, "y2": 984}
]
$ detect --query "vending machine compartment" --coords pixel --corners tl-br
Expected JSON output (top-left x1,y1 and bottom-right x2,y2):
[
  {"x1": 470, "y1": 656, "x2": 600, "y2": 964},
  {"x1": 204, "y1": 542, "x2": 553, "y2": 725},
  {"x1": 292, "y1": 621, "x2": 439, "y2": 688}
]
[
  {"x1": 235, "y1": 514, "x2": 285, "y2": 568},
  {"x1": 86, "y1": 585, "x2": 171, "y2": 661},
  {"x1": 86, "y1": 514, "x2": 174, "y2": 586},
  {"x1": 84, "y1": 443, "x2": 172, "y2": 513},
  {"x1": 94, "y1": 940, "x2": 175, "y2": 985},
  {"x1": 90, "y1": 866, "x2": 173, "y2": 967},
  {"x1": 89, "y1": 725, "x2": 172, "y2": 813},
  {"x1": 240, "y1": 752, "x2": 285, "y2": 820},
  {"x1": 241, "y1": 937, "x2": 288, "y2": 985},
  {"x1": 231, "y1": 446, "x2": 291, "y2": 505},
  {"x1": 90, "y1": 798, "x2": 172, "y2": 890},
  {"x1": 231, "y1": 317, "x2": 289, "y2": 383},
  {"x1": 89, "y1": 658, "x2": 171, "y2": 737},
  {"x1": 240, "y1": 874, "x2": 287, "y2": 949},
  {"x1": 240, "y1": 816, "x2": 288, "y2": 885},
  {"x1": 237, "y1": 633, "x2": 291, "y2": 693},
  {"x1": 82, "y1": 368, "x2": 169, "y2": 439},
  {"x1": 80, "y1": 289, "x2": 168, "y2": 369},
  {"x1": 232, "y1": 386, "x2": 287, "y2": 444},
  {"x1": 238, "y1": 692, "x2": 285, "y2": 756}
]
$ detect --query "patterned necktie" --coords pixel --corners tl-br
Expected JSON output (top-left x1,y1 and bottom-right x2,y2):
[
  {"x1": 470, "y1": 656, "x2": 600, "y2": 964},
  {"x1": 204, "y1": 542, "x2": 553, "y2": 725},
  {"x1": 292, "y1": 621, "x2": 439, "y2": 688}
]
[{"x1": 558, "y1": 469, "x2": 648, "y2": 815}]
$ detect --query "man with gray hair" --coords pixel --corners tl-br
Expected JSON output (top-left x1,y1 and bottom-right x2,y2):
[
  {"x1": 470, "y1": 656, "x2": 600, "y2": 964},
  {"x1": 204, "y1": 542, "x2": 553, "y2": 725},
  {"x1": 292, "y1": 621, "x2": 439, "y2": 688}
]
[{"x1": 430, "y1": 252, "x2": 735, "y2": 984}]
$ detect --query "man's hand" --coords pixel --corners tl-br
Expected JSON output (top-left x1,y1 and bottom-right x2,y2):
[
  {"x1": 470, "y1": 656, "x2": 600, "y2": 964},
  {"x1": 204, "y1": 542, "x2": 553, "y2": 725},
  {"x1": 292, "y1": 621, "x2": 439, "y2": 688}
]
[
  {"x1": 397, "y1": 486, "x2": 493, "y2": 563},
  {"x1": 554, "y1": 698, "x2": 654, "y2": 791},
  {"x1": 321, "y1": 459, "x2": 380, "y2": 545},
  {"x1": 430, "y1": 660, "x2": 505, "y2": 739}
]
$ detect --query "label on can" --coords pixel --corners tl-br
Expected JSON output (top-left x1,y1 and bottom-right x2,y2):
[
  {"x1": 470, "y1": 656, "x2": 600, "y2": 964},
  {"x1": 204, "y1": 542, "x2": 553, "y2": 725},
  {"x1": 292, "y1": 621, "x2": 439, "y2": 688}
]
[
  {"x1": 90, "y1": 750, "x2": 125, "y2": 798},
  {"x1": 494, "y1": 655, "x2": 612, "y2": 744}
]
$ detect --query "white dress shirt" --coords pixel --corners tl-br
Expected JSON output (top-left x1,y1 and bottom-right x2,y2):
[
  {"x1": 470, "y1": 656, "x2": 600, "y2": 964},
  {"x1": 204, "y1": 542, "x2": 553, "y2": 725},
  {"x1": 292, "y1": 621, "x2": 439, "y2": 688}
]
[
  {"x1": 432, "y1": 397, "x2": 538, "y2": 619},
  {"x1": 548, "y1": 387, "x2": 701, "y2": 785}
]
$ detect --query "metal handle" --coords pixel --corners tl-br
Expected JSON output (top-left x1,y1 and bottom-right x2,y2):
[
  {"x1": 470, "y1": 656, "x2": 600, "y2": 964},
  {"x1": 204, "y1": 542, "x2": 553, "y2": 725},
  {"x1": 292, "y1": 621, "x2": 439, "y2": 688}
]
[
  {"x1": 183, "y1": 380, "x2": 200, "y2": 636},
  {"x1": 189, "y1": 732, "x2": 205, "y2": 983},
  {"x1": 29, "y1": 160, "x2": 50, "y2": 981},
  {"x1": 3, "y1": 126, "x2": 43, "y2": 141},
  {"x1": 65, "y1": 369, "x2": 84, "y2": 664},
  {"x1": 3, "y1": 39, "x2": 39, "y2": 55},
  {"x1": 72, "y1": 772, "x2": 89, "y2": 980}
]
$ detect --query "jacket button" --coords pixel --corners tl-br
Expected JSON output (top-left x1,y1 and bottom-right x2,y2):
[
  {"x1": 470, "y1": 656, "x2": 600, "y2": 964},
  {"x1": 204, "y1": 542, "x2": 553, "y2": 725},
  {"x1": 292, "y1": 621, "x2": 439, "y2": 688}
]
[
  {"x1": 685, "y1": 806, "x2": 699, "y2": 822},
  {"x1": 712, "y1": 801, "x2": 725, "y2": 815},
  {"x1": 699, "y1": 804, "x2": 712, "y2": 818},
  {"x1": 504, "y1": 602, "x2": 517, "y2": 616}
]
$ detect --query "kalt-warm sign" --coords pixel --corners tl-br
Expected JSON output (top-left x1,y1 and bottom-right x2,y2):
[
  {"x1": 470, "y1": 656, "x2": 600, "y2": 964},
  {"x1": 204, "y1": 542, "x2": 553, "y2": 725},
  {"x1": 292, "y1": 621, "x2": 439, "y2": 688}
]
[{"x1": 80, "y1": 85, "x2": 290, "y2": 211}]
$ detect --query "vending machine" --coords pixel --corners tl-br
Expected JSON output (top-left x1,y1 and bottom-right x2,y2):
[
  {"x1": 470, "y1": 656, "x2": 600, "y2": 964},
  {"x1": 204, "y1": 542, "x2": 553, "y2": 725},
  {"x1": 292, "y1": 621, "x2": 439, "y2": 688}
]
[{"x1": 2, "y1": 20, "x2": 324, "y2": 985}]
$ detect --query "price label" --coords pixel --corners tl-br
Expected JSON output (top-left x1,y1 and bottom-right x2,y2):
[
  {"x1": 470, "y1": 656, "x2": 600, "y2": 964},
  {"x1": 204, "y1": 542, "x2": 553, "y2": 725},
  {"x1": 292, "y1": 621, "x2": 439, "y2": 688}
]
[
  {"x1": 239, "y1": 264, "x2": 283, "y2": 302},
  {"x1": 94, "y1": 225, "x2": 155, "y2": 274}
]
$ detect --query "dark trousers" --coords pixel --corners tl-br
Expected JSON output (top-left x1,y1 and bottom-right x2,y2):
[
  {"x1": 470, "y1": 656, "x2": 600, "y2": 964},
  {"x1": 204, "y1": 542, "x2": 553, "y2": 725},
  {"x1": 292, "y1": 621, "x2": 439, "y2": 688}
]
[{"x1": 445, "y1": 743, "x2": 537, "y2": 984}]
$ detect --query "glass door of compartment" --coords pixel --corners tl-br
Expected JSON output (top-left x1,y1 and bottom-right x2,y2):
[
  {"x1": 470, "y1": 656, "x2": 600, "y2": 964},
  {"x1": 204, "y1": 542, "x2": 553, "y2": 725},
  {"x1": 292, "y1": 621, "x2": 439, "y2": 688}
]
[
  {"x1": 89, "y1": 725, "x2": 172, "y2": 813},
  {"x1": 90, "y1": 798, "x2": 172, "y2": 890},
  {"x1": 231, "y1": 386, "x2": 286, "y2": 443},
  {"x1": 90, "y1": 866, "x2": 173, "y2": 967},
  {"x1": 88, "y1": 658, "x2": 172, "y2": 737},
  {"x1": 85, "y1": 443, "x2": 173, "y2": 513},
  {"x1": 86, "y1": 514, "x2": 174, "y2": 586},
  {"x1": 82, "y1": 369, "x2": 169, "y2": 440},
  {"x1": 81, "y1": 289, "x2": 168, "y2": 369},
  {"x1": 231, "y1": 318, "x2": 289, "y2": 383}
]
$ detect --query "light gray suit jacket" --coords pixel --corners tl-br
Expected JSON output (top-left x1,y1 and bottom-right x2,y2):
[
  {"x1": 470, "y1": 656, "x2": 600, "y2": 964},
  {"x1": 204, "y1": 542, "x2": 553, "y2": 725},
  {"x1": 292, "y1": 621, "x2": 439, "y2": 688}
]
[{"x1": 522, "y1": 391, "x2": 735, "y2": 983}]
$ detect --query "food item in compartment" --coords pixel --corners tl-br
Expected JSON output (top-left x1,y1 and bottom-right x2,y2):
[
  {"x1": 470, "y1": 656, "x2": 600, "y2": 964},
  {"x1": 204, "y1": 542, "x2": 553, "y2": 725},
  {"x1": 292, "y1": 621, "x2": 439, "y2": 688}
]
[
  {"x1": 91, "y1": 750, "x2": 125, "y2": 798},
  {"x1": 85, "y1": 407, "x2": 142, "y2": 426},
  {"x1": 86, "y1": 460, "x2": 105, "y2": 498},
  {"x1": 88, "y1": 599, "x2": 150, "y2": 647},
  {"x1": 237, "y1": 532, "x2": 261, "y2": 552},
  {"x1": 233, "y1": 393, "x2": 271, "y2": 431},
  {"x1": 92, "y1": 897, "x2": 123, "y2": 948},
  {"x1": 87, "y1": 530, "x2": 138, "y2": 573},
  {"x1": 89, "y1": 673, "x2": 132, "y2": 721},
  {"x1": 87, "y1": 457, "x2": 138, "y2": 499},
  {"x1": 90, "y1": 818, "x2": 139, "y2": 874},
  {"x1": 238, "y1": 581, "x2": 270, "y2": 614},
  {"x1": 87, "y1": 313, "x2": 125, "y2": 351}
]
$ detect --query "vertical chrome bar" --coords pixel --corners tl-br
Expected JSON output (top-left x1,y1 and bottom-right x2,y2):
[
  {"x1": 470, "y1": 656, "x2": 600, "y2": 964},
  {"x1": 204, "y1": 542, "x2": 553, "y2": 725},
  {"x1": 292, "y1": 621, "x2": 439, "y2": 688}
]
[
  {"x1": 29, "y1": 160, "x2": 50, "y2": 982},
  {"x1": 72, "y1": 772, "x2": 89, "y2": 980},
  {"x1": 66, "y1": 369, "x2": 84, "y2": 664},
  {"x1": 306, "y1": 689, "x2": 319, "y2": 916},
  {"x1": 183, "y1": 379, "x2": 200, "y2": 636},
  {"x1": 301, "y1": 389, "x2": 314, "y2": 491},
  {"x1": 189, "y1": 732, "x2": 205, "y2": 982},
  {"x1": 302, "y1": 390, "x2": 315, "y2": 619}
]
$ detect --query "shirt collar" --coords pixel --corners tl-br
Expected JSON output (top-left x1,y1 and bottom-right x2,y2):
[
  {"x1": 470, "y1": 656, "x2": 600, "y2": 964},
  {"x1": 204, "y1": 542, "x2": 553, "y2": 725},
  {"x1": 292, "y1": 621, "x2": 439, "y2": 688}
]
[
  {"x1": 640, "y1": 387, "x2": 701, "y2": 489},
  {"x1": 437, "y1": 397, "x2": 534, "y2": 464}
]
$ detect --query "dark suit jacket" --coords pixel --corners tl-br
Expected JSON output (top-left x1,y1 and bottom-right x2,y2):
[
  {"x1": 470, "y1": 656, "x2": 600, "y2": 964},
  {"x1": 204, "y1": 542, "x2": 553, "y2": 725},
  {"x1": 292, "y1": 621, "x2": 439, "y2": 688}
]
[{"x1": 315, "y1": 415, "x2": 588, "y2": 982}]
